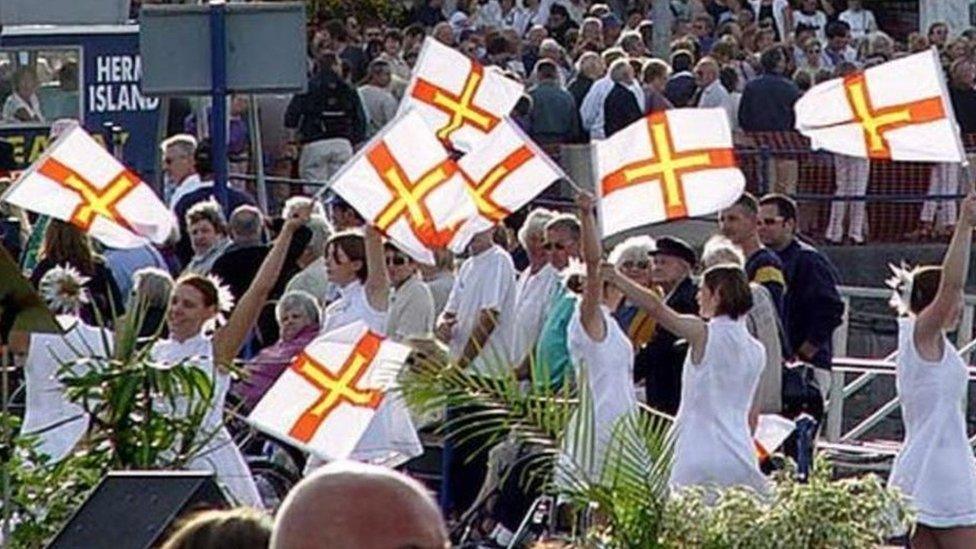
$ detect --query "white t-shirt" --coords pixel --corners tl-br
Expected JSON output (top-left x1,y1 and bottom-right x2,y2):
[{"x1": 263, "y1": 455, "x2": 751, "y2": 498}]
[
  {"x1": 23, "y1": 316, "x2": 112, "y2": 462},
  {"x1": 511, "y1": 263, "x2": 560, "y2": 366},
  {"x1": 443, "y1": 245, "x2": 517, "y2": 375},
  {"x1": 322, "y1": 279, "x2": 387, "y2": 335},
  {"x1": 839, "y1": 8, "x2": 877, "y2": 40}
]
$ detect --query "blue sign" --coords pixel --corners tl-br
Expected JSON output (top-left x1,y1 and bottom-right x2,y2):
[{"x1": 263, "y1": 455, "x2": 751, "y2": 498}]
[{"x1": 0, "y1": 26, "x2": 161, "y2": 182}]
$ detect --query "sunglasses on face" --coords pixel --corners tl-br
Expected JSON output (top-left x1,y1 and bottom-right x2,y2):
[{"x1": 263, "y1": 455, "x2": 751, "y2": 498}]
[
  {"x1": 386, "y1": 255, "x2": 408, "y2": 266},
  {"x1": 543, "y1": 241, "x2": 569, "y2": 251},
  {"x1": 622, "y1": 260, "x2": 650, "y2": 270}
]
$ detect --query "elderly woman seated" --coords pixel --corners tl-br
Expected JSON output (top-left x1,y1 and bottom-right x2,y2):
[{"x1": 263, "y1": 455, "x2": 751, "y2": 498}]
[
  {"x1": 232, "y1": 290, "x2": 321, "y2": 412},
  {"x1": 607, "y1": 235, "x2": 659, "y2": 350}
]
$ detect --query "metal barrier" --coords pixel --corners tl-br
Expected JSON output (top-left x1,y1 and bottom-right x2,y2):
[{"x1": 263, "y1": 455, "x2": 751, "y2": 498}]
[{"x1": 824, "y1": 285, "x2": 976, "y2": 446}]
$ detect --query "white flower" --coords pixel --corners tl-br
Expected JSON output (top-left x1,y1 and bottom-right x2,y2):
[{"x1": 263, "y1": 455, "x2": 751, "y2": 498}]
[
  {"x1": 886, "y1": 262, "x2": 915, "y2": 315},
  {"x1": 38, "y1": 264, "x2": 90, "y2": 314},
  {"x1": 202, "y1": 274, "x2": 235, "y2": 332}
]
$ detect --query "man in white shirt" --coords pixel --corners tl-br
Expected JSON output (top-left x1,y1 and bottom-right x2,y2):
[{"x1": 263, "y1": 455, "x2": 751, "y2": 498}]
[
  {"x1": 384, "y1": 244, "x2": 435, "y2": 342},
  {"x1": 162, "y1": 134, "x2": 201, "y2": 208},
  {"x1": 839, "y1": 0, "x2": 877, "y2": 41},
  {"x1": 435, "y1": 227, "x2": 517, "y2": 375},
  {"x1": 694, "y1": 56, "x2": 735, "y2": 126},
  {"x1": 579, "y1": 50, "x2": 646, "y2": 140},
  {"x1": 511, "y1": 208, "x2": 560, "y2": 371}
]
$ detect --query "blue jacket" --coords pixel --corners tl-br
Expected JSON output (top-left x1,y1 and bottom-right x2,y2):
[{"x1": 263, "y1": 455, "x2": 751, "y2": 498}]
[
  {"x1": 777, "y1": 238, "x2": 845, "y2": 369},
  {"x1": 738, "y1": 73, "x2": 801, "y2": 132}
]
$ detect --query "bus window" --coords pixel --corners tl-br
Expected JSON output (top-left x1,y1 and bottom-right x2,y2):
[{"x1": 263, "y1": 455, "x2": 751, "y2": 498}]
[{"x1": 0, "y1": 48, "x2": 81, "y2": 126}]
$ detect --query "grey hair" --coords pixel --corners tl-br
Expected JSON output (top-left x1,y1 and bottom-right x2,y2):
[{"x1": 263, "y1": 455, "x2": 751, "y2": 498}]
[
  {"x1": 160, "y1": 133, "x2": 197, "y2": 157},
  {"x1": 304, "y1": 215, "x2": 331, "y2": 258},
  {"x1": 608, "y1": 235, "x2": 655, "y2": 267},
  {"x1": 131, "y1": 267, "x2": 175, "y2": 309},
  {"x1": 701, "y1": 235, "x2": 745, "y2": 268},
  {"x1": 229, "y1": 205, "x2": 263, "y2": 243},
  {"x1": 609, "y1": 58, "x2": 632, "y2": 83},
  {"x1": 283, "y1": 196, "x2": 327, "y2": 220},
  {"x1": 517, "y1": 208, "x2": 556, "y2": 248},
  {"x1": 544, "y1": 213, "x2": 581, "y2": 240},
  {"x1": 275, "y1": 290, "x2": 321, "y2": 326}
]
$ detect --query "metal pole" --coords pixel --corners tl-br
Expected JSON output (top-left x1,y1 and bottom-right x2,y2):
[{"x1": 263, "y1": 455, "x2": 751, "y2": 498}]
[
  {"x1": 248, "y1": 94, "x2": 268, "y2": 214},
  {"x1": 1, "y1": 345, "x2": 10, "y2": 542},
  {"x1": 650, "y1": 0, "x2": 672, "y2": 60},
  {"x1": 210, "y1": 0, "x2": 229, "y2": 211}
]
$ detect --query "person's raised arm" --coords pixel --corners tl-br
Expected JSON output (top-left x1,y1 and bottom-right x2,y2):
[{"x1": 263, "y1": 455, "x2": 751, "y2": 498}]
[
  {"x1": 213, "y1": 207, "x2": 309, "y2": 368},
  {"x1": 916, "y1": 194, "x2": 976, "y2": 343},
  {"x1": 577, "y1": 192, "x2": 605, "y2": 341},
  {"x1": 363, "y1": 225, "x2": 390, "y2": 312},
  {"x1": 600, "y1": 264, "x2": 707, "y2": 356}
]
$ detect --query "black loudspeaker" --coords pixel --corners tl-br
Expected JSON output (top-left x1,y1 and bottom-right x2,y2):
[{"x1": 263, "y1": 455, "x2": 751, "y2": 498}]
[{"x1": 49, "y1": 471, "x2": 228, "y2": 549}]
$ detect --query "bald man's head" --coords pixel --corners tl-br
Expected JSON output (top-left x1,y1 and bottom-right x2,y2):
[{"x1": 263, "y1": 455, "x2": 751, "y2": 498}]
[{"x1": 271, "y1": 461, "x2": 448, "y2": 549}]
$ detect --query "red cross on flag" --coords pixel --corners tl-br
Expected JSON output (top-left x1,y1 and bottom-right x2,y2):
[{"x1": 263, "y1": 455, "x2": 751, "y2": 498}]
[
  {"x1": 594, "y1": 109, "x2": 745, "y2": 238},
  {"x1": 449, "y1": 118, "x2": 566, "y2": 252},
  {"x1": 0, "y1": 123, "x2": 176, "y2": 248},
  {"x1": 795, "y1": 49, "x2": 965, "y2": 162},
  {"x1": 401, "y1": 37, "x2": 524, "y2": 153},
  {"x1": 329, "y1": 110, "x2": 478, "y2": 264},
  {"x1": 247, "y1": 321, "x2": 421, "y2": 464}
]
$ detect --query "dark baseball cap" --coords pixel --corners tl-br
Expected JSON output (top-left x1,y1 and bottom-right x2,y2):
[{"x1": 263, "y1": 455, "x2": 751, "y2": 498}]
[{"x1": 650, "y1": 236, "x2": 697, "y2": 267}]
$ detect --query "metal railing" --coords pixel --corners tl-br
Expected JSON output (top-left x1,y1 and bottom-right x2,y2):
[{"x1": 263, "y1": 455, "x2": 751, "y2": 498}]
[{"x1": 824, "y1": 286, "x2": 976, "y2": 447}]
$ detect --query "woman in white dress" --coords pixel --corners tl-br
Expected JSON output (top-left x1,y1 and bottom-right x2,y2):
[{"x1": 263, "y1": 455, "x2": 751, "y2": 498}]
[
  {"x1": 151, "y1": 206, "x2": 310, "y2": 508},
  {"x1": 306, "y1": 226, "x2": 422, "y2": 470},
  {"x1": 560, "y1": 193, "x2": 639, "y2": 482},
  {"x1": 602, "y1": 254, "x2": 767, "y2": 494},
  {"x1": 888, "y1": 194, "x2": 976, "y2": 548},
  {"x1": 16, "y1": 266, "x2": 112, "y2": 462}
]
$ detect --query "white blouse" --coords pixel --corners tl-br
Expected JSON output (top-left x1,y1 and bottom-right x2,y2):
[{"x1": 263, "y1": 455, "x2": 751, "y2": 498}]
[
  {"x1": 322, "y1": 279, "x2": 387, "y2": 335},
  {"x1": 150, "y1": 332, "x2": 262, "y2": 508}
]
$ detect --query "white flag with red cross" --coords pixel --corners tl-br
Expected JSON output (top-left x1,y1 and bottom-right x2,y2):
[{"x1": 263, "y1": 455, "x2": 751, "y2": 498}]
[
  {"x1": 247, "y1": 321, "x2": 422, "y2": 464},
  {"x1": 1, "y1": 123, "x2": 176, "y2": 248},
  {"x1": 328, "y1": 110, "x2": 478, "y2": 264},
  {"x1": 449, "y1": 118, "x2": 566, "y2": 253},
  {"x1": 593, "y1": 109, "x2": 745, "y2": 238},
  {"x1": 400, "y1": 37, "x2": 524, "y2": 153},
  {"x1": 795, "y1": 49, "x2": 965, "y2": 162}
]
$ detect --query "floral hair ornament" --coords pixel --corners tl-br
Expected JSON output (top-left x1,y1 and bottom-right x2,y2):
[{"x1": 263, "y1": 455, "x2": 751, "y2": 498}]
[
  {"x1": 202, "y1": 273, "x2": 236, "y2": 332},
  {"x1": 886, "y1": 262, "x2": 916, "y2": 315},
  {"x1": 39, "y1": 264, "x2": 91, "y2": 315}
]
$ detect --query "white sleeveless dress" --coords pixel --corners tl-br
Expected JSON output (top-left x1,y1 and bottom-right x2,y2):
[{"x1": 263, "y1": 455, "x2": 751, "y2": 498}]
[
  {"x1": 22, "y1": 315, "x2": 112, "y2": 462},
  {"x1": 560, "y1": 305, "x2": 639, "y2": 481},
  {"x1": 669, "y1": 316, "x2": 768, "y2": 493},
  {"x1": 889, "y1": 317, "x2": 976, "y2": 527},
  {"x1": 151, "y1": 333, "x2": 263, "y2": 508}
]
